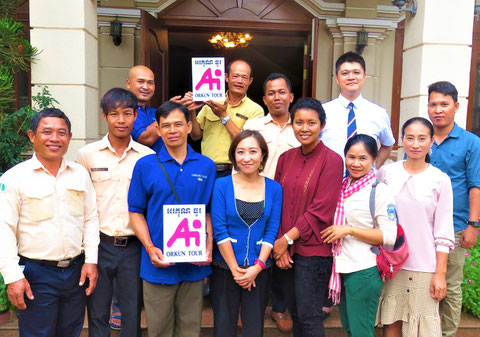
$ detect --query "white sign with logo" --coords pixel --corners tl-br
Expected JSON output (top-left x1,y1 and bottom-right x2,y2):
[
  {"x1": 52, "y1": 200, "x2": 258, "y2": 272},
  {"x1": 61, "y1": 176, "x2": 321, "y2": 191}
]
[
  {"x1": 163, "y1": 204, "x2": 207, "y2": 263},
  {"x1": 191, "y1": 57, "x2": 225, "y2": 101}
]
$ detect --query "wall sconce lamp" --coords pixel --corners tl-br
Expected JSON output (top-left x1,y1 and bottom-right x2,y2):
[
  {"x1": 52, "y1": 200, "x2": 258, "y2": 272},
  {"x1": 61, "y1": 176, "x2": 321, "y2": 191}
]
[
  {"x1": 391, "y1": 0, "x2": 417, "y2": 16},
  {"x1": 110, "y1": 17, "x2": 122, "y2": 46},
  {"x1": 356, "y1": 28, "x2": 368, "y2": 55}
]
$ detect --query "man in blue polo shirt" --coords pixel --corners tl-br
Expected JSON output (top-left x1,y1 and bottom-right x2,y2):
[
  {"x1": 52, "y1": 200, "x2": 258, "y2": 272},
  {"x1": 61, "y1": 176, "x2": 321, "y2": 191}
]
[
  {"x1": 128, "y1": 101, "x2": 216, "y2": 337},
  {"x1": 126, "y1": 65, "x2": 164, "y2": 153},
  {"x1": 427, "y1": 81, "x2": 480, "y2": 337}
]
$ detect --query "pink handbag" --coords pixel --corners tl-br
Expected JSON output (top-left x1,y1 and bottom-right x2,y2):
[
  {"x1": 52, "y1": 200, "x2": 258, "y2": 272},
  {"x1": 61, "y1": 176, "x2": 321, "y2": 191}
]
[{"x1": 369, "y1": 180, "x2": 409, "y2": 281}]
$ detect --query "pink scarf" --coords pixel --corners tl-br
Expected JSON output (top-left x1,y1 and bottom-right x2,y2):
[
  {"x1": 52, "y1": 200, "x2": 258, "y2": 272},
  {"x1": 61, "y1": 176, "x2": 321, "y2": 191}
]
[{"x1": 328, "y1": 169, "x2": 376, "y2": 304}]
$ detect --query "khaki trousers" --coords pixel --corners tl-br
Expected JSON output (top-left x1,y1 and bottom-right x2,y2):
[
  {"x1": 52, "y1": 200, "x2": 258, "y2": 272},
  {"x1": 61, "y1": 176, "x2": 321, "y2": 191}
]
[
  {"x1": 440, "y1": 231, "x2": 466, "y2": 337},
  {"x1": 143, "y1": 279, "x2": 204, "y2": 337}
]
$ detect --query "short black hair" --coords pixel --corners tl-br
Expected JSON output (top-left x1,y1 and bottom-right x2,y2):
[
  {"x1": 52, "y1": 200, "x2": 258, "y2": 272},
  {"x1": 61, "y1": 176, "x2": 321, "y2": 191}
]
[
  {"x1": 100, "y1": 88, "x2": 138, "y2": 115},
  {"x1": 428, "y1": 81, "x2": 458, "y2": 103},
  {"x1": 228, "y1": 130, "x2": 269, "y2": 172},
  {"x1": 30, "y1": 108, "x2": 72, "y2": 134},
  {"x1": 290, "y1": 97, "x2": 326, "y2": 126},
  {"x1": 335, "y1": 52, "x2": 366, "y2": 74},
  {"x1": 263, "y1": 73, "x2": 292, "y2": 94},
  {"x1": 156, "y1": 101, "x2": 190, "y2": 124},
  {"x1": 344, "y1": 134, "x2": 378, "y2": 159},
  {"x1": 226, "y1": 59, "x2": 253, "y2": 78}
]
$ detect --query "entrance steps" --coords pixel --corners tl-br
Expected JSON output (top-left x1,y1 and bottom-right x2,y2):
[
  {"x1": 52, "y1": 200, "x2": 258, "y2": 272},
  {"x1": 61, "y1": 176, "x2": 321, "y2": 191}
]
[{"x1": 1, "y1": 304, "x2": 479, "y2": 336}]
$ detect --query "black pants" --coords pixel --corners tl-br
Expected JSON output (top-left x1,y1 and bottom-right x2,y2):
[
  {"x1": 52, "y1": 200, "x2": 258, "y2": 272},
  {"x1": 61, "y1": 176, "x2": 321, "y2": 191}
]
[
  {"x1": 273, "y1": 254, "x2": 333, "y2": 337},
  {"x1": 87, "y1": 239, "x2": 142, "y2": 337},
  {"x1": 271, "y1": 263, "x2": 289, "y2": 313},
  {"x1": 211, "y1": 266, "x2": 270, "y2": 337}
]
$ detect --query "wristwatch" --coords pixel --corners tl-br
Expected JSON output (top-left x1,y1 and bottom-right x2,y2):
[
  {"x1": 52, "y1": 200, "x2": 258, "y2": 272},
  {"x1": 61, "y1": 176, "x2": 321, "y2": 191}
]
[
  {"x1": 284, "y1": 233, "x2": 294, "y2": 245},
  {"x1": 221, "y1": 115, "x2": 231, "y2": 125},
  {"x1": 467, "y1": 221, "x2": 480, "y2": 228}
]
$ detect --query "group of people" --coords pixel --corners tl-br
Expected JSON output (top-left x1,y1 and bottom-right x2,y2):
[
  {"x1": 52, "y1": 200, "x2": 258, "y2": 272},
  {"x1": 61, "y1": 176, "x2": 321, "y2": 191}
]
[{"x1": 0, "y1": 51, "x2": 478, "y2": 337}]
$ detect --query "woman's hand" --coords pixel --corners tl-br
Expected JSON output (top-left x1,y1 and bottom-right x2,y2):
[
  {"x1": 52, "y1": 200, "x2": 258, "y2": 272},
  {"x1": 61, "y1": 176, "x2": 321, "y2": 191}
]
[
  {"x1": 321, "y1": 225, "x2": 352, "y2": 244},
  {"x1": 234, "y1": 265, "x2": 262, "y2": 291},
  {"x1": 430, "y1": 272, "x2": 447, "y2": 302},
  {"x1": 273, "y1": 236, "x2": 288, "y2": 259},
  {"x1": 276, "y1": 251, "x2": 293, "y2": 270}
]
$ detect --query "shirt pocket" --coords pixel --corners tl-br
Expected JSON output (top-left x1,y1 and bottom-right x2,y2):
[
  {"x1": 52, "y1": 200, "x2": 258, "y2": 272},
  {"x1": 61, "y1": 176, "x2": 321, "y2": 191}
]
[
  {"x1": 90, "y1": 170, "x2": 112, "y2": 197},
  {"x1": 23, "y1": 189, "x2": 54, "y2": 222},
  {"x1": 66, "y1": 186, "x2": 86, "y2": 217}
]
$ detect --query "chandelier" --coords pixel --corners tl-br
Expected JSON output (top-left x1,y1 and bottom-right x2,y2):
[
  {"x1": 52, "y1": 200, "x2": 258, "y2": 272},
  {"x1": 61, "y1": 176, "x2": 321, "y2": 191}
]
[{"x1": 209, "y1": 32, "x2": 253, "y2": 49}]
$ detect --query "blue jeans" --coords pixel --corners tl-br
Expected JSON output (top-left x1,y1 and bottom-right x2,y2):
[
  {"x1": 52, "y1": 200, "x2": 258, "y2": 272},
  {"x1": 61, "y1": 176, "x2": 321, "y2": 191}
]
[{"x1": 18, "y1": 256, "x2": 86, "y2": 337}]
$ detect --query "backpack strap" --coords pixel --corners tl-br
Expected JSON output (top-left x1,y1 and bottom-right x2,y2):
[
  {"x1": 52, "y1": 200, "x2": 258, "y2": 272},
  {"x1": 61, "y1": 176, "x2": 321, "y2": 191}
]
[{"x1": 369, "y1": 179, "x2": 381, "y2": 229}]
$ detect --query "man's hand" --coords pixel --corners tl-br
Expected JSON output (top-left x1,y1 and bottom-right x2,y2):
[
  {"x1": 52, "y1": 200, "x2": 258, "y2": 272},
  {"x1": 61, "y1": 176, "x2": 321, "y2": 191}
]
[
  {"x1": 460, "y1": 225, "x2": 478, "y2": 249},
  {"x1": 182, "y1": 92, "x2": 205, "y2": 112},
  {"x1": 79, "y1": 263, "x2": 98, "y2": 296},
  {"x1": 148, "y1": 246, "x2": 174, "y2": 268},
  {"x1": 204, "y1": 100, "x2": 228, "y2": 119},
  {"x1": 7, "y1": 278, "x2": 34, "y2": 310}
]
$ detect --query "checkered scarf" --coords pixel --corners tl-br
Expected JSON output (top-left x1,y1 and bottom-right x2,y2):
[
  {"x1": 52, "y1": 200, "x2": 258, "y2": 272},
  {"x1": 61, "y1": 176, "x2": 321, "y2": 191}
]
[{"x1": 328, "y1": 169, "x2": 376, "y2": 304}]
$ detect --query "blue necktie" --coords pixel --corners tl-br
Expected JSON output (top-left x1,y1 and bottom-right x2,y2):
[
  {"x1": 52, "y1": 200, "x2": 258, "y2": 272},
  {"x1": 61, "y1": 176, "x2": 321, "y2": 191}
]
[{"x1": 347, "y1": 102, "x2": 357, "y2": 140}]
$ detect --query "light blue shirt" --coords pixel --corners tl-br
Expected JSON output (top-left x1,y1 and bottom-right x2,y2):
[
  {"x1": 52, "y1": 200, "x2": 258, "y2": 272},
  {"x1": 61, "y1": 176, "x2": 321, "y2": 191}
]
[{"x1": 430, "y1": 123, "x2": 480, "y2": 232}]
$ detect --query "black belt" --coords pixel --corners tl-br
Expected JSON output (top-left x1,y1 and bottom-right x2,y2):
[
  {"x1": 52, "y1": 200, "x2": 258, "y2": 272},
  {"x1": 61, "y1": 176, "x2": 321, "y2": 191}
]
[
  {"x1": 215, "y1": 163, "x2": 232, "y2": 172},
  {"x1": 20, "y1": 253, "x2": 84, "y2": 268},
  {"x1": 100, "y1": 232, "x2": 138, "y2": 247}
]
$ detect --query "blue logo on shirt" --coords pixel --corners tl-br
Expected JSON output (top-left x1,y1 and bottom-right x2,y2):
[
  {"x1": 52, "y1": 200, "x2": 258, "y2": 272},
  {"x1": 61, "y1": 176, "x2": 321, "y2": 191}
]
[{"x1": 387, "y1": 204, "x2": 397, "y2": 222}]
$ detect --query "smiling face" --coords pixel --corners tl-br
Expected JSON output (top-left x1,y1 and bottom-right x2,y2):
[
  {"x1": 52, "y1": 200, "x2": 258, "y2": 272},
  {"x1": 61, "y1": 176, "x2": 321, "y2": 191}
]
[
  {"x1": 126, "y1": 66, "x2": 155, "y2": 106},
  {"x1": 335, "y1": 61, "x2": 366, "y2": 100},
  {"x1": 157, "y1": 109, "x2": 192, "y2": 150},
  {"x1": 225, "y1": 61, "x2": 253, "y2": 97},
  {"x1": 234, "y1": 136, "x2": 264, "y2": 175},
  {"x1": 345, "y1": 142, "x2": 374, "y2": 182},
  {"x1": 263, "y1": 78, "x2": 293, "y2": 119},
  {"x1": 292, "y1": 108, "x2": 324, "y2": 153},
  {"x1": 402, "y1": 121, "x2": 434, "y2": 161},
  {"x1": 28, "y1": 117, "x2": 72, "y2": 167},
  {"x1": 427, "y1": 91, "x2": 458, "y2": 132},
  {"x1": 103, "y1": 106, "x2": 137, "y2": 141}
]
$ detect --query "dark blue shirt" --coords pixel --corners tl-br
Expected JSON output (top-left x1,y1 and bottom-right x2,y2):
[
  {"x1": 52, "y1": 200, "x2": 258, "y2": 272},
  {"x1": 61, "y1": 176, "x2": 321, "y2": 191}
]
[
  {"x1": 132, "y1": 105, "x2": 164, "y2": 153},
  {"x1": 128, "y1": 144, "x2": 216, "y2": 284},
  {"x1": 430, "y1": 123, "x2": 480, "y2": 232}
]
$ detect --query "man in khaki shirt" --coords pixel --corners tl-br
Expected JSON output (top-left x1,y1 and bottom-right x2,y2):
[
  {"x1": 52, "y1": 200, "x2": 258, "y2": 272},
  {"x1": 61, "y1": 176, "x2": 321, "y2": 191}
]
[
  {"x1": 243, "y1": 73, "x2": 298, "y2": 333},
  {"x1": 0, "y1": 108, "x2": 99, "y2": 337},
  {"x1": 190, "y1": 59, "x2": 264, "y2": 177},
  {"x1": 78, "y1": 88, "x2": 154, "y2": 337}
]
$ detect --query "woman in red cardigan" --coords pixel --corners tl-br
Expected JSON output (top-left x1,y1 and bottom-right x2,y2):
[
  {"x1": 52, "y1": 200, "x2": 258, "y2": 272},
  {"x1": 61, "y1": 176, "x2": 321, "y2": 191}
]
[{"x1": 273, "y1": 97, "x2": 344, "y2": 337}]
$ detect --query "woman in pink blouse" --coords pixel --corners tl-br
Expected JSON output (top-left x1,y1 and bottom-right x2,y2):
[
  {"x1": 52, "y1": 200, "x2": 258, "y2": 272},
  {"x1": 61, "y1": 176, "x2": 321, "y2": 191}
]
[
  {"x1": 272, "y1": 98, "x2": 343, "y2": 337},
  {"x1": 376, "y1": 117, "x2": 455, "y2": 337}
]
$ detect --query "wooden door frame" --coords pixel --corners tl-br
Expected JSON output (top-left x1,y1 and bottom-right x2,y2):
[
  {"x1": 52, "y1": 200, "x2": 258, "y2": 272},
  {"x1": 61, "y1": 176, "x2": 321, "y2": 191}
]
[
  {"x1": 467, "y1": 17, "x2": 480, "y2": 132},
  {"x1": 390, "y1": 19, "x2": 405, "y2": 147}
]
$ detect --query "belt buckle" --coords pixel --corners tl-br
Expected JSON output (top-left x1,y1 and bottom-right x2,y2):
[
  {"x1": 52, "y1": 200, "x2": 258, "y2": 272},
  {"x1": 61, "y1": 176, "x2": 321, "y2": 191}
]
[
  {"x1": 114, "y1": 237, "x2": 128, "y2": 247},
  {"x1": 56, "y1": 260, "x2": 71, "y2": 268}
]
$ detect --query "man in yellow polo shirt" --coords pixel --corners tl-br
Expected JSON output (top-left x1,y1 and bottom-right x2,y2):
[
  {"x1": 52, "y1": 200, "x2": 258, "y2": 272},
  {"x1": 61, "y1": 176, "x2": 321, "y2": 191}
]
[{"x1": 190, "y1": 59, "x2": 264, "y2": 177}]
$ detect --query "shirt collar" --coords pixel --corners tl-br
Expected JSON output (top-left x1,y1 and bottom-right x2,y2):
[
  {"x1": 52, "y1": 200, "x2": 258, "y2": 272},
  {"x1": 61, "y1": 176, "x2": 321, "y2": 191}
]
[
  {"x1": 157, "y1": 143, "x2": 199, "y2": 164},
  {"x1": 30, "y1": 153, "x2": 70, "y2": 174},
  {"x1": 263, "y1": 113, "x2": 293, "y2": 129},
  {"x1": 338, "y1": 93, "x2": 364, "y2": 109},
  {"x1": 447, "y1": 123, "x2": 461, "y2": 139},
  {"x1": 226, "y1": 91, "x2": 248, "y2": 107},
  {"x1": 99, "y1": 134, "x2": 141, "y2": 156}
]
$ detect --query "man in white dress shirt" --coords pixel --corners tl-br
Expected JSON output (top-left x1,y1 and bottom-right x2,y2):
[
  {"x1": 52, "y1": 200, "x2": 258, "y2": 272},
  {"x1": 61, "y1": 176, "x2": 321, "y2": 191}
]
[{"x1": 321, "y1": 52, "x2": 395, "y2": 168}]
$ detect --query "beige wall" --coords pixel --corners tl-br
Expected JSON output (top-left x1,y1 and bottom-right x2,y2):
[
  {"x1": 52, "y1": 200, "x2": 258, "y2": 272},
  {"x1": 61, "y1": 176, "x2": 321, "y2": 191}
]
[
  {"x1": 97, "y1": 9, "x2": 141, "y2": 136},
  {"x1": 30, "y1": 0, "x2": 98, "y2": 161}
]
